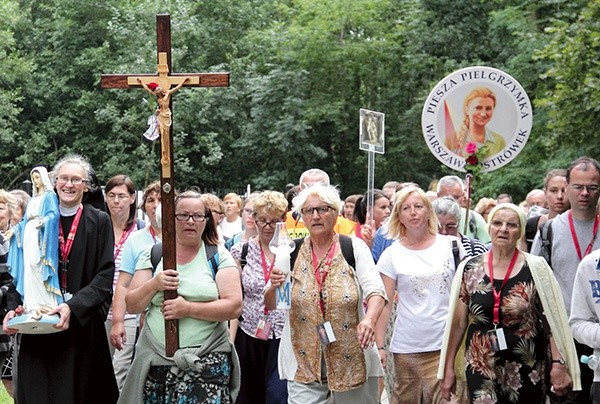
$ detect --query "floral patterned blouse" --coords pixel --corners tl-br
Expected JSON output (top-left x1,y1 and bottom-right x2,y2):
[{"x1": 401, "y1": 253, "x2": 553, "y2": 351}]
[
  {"x1": 459, "y1": 254, "x2": 550, "y2": 403},
  {"x1": 231, "y1": 237, "x2": 285, "y2": 339}
]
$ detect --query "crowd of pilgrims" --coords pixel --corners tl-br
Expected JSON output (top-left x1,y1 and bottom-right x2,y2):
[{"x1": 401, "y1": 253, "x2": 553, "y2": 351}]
[{"x1": 1, "y1": 155, "x2": 600, "y2": 403}]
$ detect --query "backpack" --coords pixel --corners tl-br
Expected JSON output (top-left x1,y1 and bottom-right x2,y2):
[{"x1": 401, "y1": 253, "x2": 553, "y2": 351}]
[
  {"x1": 150, "y1": 242, "x2": 220, "y2": 277},
  {"x1": 538, "y1": 219, "x2": 554, "y2": 267}
]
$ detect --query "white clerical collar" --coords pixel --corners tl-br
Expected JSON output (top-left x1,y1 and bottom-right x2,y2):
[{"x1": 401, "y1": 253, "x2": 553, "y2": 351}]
[{"x1": 59, "y1": 204, "x2": 81, "y2": 217}]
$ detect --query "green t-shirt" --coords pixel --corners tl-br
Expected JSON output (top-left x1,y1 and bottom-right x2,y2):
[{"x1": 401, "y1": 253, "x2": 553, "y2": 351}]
[{"x1": 137, "y1": 244, "x2": 235, "y2": 347}]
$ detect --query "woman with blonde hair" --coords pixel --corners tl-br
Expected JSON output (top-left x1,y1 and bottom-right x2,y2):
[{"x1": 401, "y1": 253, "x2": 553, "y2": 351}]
[
  {"x1": 375, "y1": 186, "x2": 466, "y2": 403},
  {"x1": 445, "y1": 87, "x2": 505, "y2": 158},
  {"x1": 231, "y1": 190, "x2": 289, "y2": 403}
]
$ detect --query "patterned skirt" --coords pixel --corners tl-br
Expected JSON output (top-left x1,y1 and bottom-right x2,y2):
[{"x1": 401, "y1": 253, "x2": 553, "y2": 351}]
[{"x1": 144, "y1": 351, "x2": 232, "y2": 403}]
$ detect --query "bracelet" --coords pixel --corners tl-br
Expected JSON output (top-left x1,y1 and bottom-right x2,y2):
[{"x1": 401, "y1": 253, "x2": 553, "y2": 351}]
[{"x1": 377, "y1": 347, "x2": 385, "y2": 350}]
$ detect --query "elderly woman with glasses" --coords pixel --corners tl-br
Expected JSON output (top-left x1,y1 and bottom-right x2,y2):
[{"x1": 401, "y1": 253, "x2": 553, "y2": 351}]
[
  {"x1": 230, "y1": 190, "x2": 289, "y2": 404},
  {"x1": 4, "y1": 155, "x2": 118, "y2": 403},
  {"x1": 439, "y1": 203, "x2": 580, "y2": 403},
  {"x1": 265, "y1": 184, "x2": 387, "y2": 404},
  {"x1": 433, "y1": 196, "x2": 488, "y2": 258},
  {"x1": 120, "y1": 190, "x2": 242, "y2": 403}
]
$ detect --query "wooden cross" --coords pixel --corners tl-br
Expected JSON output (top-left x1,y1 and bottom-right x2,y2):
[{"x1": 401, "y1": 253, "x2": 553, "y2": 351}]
[{"x1": 100, "y1": 14, "x2": 229, "y2": 356}]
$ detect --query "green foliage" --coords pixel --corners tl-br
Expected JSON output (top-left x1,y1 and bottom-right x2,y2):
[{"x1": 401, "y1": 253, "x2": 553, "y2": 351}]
[
  {"x1": 535, "y1": 0, "x2": 600, "y2": 157},
  {"x1": 0, "y1": 0, "x2": 596, "y2": 204}
]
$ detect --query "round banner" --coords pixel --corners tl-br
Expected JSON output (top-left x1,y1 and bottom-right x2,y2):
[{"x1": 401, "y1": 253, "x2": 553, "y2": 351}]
[{"x1": 421, "y1": 66, "x2": 532, "y2": 172}]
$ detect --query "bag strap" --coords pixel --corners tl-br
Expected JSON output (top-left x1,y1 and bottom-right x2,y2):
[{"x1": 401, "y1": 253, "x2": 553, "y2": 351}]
[
  {"x1": 539, "y1": 219, "x2": 554, "y2": 268},
  {"x1": 525, "y1": 215, "x2": 541, "y2": 251},
  {"x1": 150, "y1": 242, "x2": 162, "y2": 274},
  {"x1": 290, "y1": 235, "x2": 355, "y2": 270},
  {"x1": 468, "y1": 211, "x2": 476, "y2": 234},
  {"x1": 205, "y1": 244, "x2": 219, "y2": 278},
  {"x1": 239, "y1": 241, "x2": 250, "y2": 270},
  {"x1": 290, "y1": 238, "x2": 304, "y2": 268},
  {"x1": 339, "y1": 235, "x2": 355, "y2": 270},
  {"x1": 452, "y1": 240, "x2": 460, "y2": 269}
]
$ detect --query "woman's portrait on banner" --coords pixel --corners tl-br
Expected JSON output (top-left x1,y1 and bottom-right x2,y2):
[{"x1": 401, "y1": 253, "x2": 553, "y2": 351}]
[{"x1": 421, "y1": 66, "x2": 532, "y2": 172}]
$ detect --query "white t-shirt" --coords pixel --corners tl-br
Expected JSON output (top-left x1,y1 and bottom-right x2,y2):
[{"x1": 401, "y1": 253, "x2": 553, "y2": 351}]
[
  {"x1": 377, "y1": 234, "x2": 464, "y2": 353},
  {"x1": 220, "y1": 216, "x2": 242, "y2": 240}
]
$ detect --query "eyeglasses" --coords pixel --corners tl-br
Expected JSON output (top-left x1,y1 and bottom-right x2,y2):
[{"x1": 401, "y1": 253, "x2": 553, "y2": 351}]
[
  {"x1": 490, "y1": 220, "x2": 520, "y2": 230},
  {"x1": 439, "y1": 224, "x2": 458, "y2": 231},
  {"x1": 242, "y1": 208, "x2": 253, "y2": 214},
  {"x1": 175, "y1": 213, "x2": 207, "y2": 222},
  {"x1": 570, "y1": 184, "x2": 600, "y2": 194},
  {"x1": 255, "y1": 219, "x2": 279, "y2": 229},
  {"x1": 301, "y1": 206, "x2": 334, "y2": 216},
  {"x1": 56, "y1": 176, "x2": 87, "y2": 186},
  {"x1": 106, "y1": 193, "x2": 131, "y2": 201}
]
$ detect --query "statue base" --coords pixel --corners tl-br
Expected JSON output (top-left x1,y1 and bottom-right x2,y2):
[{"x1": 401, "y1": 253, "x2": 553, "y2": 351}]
[{"x1": 7, "y1": 313, "x2": 61, "y2": 334}]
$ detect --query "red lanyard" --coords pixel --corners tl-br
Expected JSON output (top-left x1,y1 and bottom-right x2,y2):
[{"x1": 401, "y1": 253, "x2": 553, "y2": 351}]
[
  {"x1": 568, "y1": 211, "x2": 599, "y2": 261},
  {"x1": 114, "y1": 226, "x2": 135, "y2": 261},
  {"x1": 149, "y1": 226, "x2": 159, "y2": 244},
  {"x1": 259, "y1": 242, "x2": 275, "y2": 315},
  {"x1": 59, "y1": 206, "x2": 83, "y2": 291},
  {"x1": 487, "y1": 249, "x2": 519, "y2": 325},
  {"x1": 312, "y1": 240, "x2": 337, "y2": 316}
]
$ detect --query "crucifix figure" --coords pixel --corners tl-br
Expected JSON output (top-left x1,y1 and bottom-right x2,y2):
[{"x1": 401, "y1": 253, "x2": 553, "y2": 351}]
[
  {"x1": 100, "y1": 14, "x2": 229, "y2": 356},
  {"x1": 137, "y1": 71, "x2": 189, "y2": 177}
]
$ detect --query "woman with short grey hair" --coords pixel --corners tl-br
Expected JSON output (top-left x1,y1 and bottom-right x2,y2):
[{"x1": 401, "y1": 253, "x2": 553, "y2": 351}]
[{"x1": 433, "y1": 197, "x2": 488, "y2": 259}]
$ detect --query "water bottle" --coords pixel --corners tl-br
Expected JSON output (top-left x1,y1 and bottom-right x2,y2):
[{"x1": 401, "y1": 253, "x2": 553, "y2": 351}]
[
  {"x1": 581, "y1": 353, "x2": 600, "y2": 372},
  {"x1": 269, "y1": 222, "x2": 295, "y2": 310}
]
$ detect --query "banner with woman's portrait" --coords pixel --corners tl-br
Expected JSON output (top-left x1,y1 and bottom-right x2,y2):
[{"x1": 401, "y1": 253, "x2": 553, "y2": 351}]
[{"x1": 421, "y1": 66, "x2": 532, "y2": 172}]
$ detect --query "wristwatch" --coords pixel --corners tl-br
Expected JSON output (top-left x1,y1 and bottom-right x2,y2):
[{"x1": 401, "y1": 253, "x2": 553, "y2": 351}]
[{"x1": 552, "y1": 357, "x2": 566, "y2": 365}]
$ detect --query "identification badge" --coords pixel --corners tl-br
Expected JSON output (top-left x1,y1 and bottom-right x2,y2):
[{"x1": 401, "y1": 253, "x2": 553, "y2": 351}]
[
  {"x1": 254, "y1": 318, "x2": 272, "y2": 340},
  {"x1": 488, "y1": 328, "x2": 507, "y2": 352},
  {"x1": 317, "y1": 321, "x2": 336, "y2": 346}
]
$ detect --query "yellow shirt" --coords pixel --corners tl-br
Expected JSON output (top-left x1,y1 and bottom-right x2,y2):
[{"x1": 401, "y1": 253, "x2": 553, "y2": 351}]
[{"x1": 285, "y1": 211, "x2": 356, "y2": 239}]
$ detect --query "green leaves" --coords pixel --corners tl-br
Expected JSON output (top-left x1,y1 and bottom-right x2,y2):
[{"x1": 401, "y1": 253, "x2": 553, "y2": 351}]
[{"x1": 0, "y1": 0, "x2": 595, "y2": 202}]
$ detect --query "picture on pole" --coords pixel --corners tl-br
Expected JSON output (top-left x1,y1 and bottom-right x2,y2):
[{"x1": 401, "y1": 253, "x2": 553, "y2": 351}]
[{"x1": 421, "y1": 66, "x2": 532, "y2": 173}]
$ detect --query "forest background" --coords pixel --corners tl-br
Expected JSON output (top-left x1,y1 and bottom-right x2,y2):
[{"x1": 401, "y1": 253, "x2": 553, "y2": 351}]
[{"x1": 0, "y1": 0, "x2": 598, "y2": 202}]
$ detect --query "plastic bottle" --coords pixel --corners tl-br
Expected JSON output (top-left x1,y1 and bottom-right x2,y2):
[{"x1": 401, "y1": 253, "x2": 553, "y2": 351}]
[
  {"x1": 269, "y1": 222, "x2": 295, "y2": 310},
  {"x1": 581, "y1": 354, "x2": 600, "y2": 372}
]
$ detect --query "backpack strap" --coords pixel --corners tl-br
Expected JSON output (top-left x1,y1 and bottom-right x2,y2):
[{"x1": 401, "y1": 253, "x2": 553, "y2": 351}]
[
  {"x1": 239, "y1": 242, "x2": 250, "y2": 270},
  {"x1": 289, "y1": 236, "x2": 356, "y2": 270},
  {"x1": 150, "y1": 242, "x2": 220, "y2": 278},
  {"x1": 452, "y1": 240, "x2": 460, "y2": 269},
  {"x1": 539, "y1": 219, "x2": 554, "y2": 268},
  {"x1": 205, "y1": 244, "x2": 219, "y2": 278},
  {"x1": 150, "y1": 242, "x2": 162, "y2": 274},
  {"x1": 468, "y1": 211, "x2": 476, "y2": 234},
  {"x1": 338, "y1": 235, "x2": 356, "y2": 270},
  {"x1": 525, "y1": 215, "x2": 542, "y2": 252},
  {"x1": 290, "y1": 238, "x2": 305, "y2": 268}
]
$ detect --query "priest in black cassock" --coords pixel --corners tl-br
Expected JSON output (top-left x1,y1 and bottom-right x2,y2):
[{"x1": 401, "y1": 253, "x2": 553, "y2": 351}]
[{"x1": 3, "y1": 154, "x2": 118, "y2": 403}]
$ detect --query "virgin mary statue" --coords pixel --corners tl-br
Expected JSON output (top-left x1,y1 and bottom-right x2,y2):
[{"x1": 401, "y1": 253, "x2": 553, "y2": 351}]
[{"x1": 8, "y1": 166, "x2": 62, "y2": 331}]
